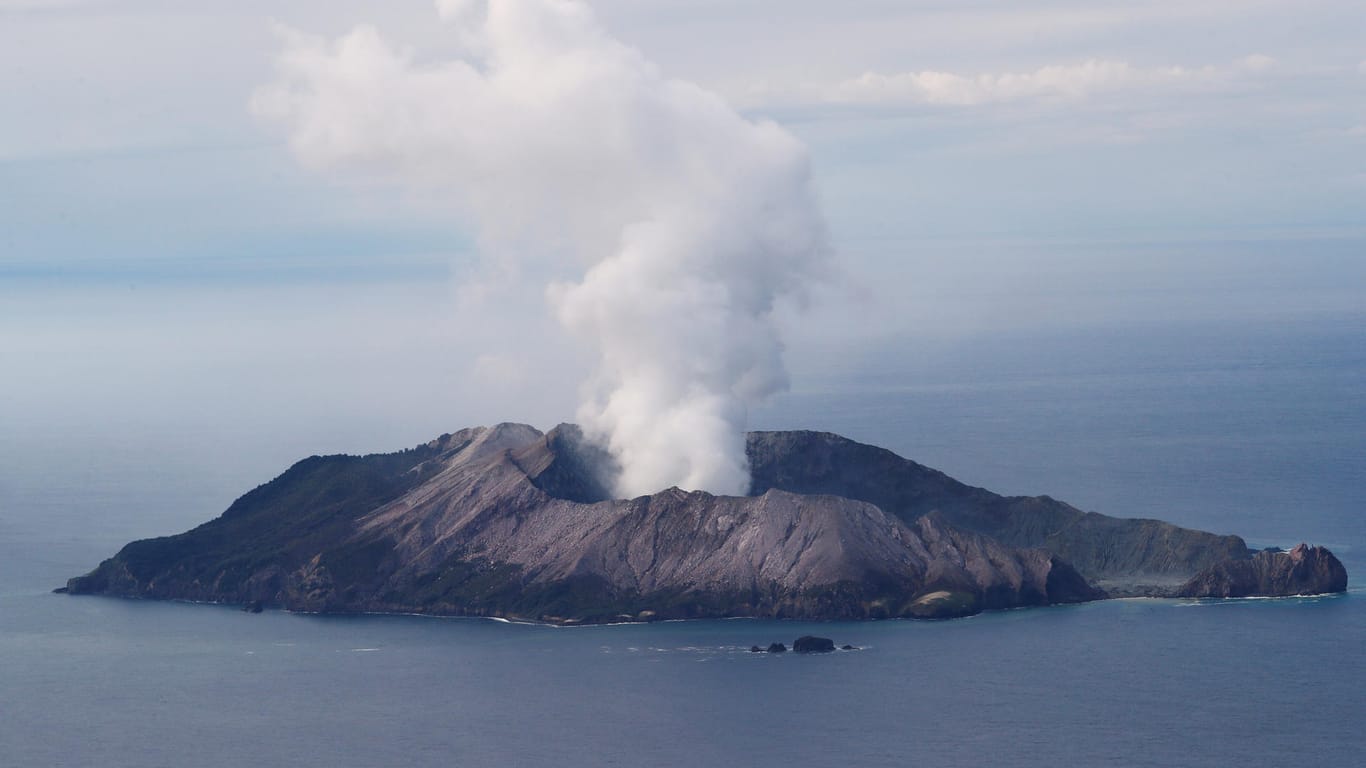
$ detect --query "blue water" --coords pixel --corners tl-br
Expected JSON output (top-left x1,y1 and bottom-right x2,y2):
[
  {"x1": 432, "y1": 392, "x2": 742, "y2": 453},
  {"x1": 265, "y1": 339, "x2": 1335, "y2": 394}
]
[{"x1": 2, "y1": 314, "x2": 1364, "y2": 767}]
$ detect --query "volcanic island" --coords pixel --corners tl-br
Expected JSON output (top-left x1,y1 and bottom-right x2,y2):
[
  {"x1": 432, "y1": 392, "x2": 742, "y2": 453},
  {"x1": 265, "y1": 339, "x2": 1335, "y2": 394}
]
[{"x1": 62, "y1": 423, "x2": 1347, "y2": 622}]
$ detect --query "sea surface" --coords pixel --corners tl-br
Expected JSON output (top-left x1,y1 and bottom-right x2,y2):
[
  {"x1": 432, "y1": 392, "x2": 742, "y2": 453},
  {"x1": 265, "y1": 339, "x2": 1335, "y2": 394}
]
[{"x1": 2, "y1": 313, "x2": 1364, "y2": 767}]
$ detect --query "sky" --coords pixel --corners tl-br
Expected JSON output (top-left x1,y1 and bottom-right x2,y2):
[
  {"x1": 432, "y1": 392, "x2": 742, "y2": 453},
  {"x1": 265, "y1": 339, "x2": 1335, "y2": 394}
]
[
  {"x1": 4, "y1": 0, "x2": 1363, "y2": 269},
  {"x1": 2, "y1": 1, "x2": 1364, "y2": 505}
]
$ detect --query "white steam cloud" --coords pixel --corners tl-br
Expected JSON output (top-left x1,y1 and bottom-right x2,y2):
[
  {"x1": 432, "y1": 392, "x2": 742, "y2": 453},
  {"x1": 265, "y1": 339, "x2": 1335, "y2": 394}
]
[{"x1": 252, "y1": 0, "x2": 828, "y2": 497}]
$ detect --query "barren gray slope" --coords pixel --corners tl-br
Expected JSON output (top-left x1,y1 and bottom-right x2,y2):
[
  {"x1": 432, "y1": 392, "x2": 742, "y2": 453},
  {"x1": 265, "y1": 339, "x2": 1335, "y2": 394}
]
[
  {"x1": 351, "y1": 423, "x2": 1098, "y2": 618},
  {"x1": 746, "y1": 429, "x2": 1251, "y2": 591},
  {"x1": 64, "y1": 422, "x2": 1342, "y2": 623}
]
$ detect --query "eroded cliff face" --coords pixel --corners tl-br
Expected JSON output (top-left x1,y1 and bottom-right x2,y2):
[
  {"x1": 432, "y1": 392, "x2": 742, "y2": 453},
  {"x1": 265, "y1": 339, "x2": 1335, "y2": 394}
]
[
  {"x1": 1176, "y1": 544, "x2": 1348, "y2": 598},
  {"x1": 63, "y1": 423, "x2": 1344, "y2": 623}
]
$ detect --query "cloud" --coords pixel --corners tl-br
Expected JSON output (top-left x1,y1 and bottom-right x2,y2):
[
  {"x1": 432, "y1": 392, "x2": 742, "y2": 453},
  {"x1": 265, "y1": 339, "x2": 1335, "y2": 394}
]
[
  {"x1": 1237, "y1": 54, "x2": 1276, "y2": 74},
  {"x1": 824, "y1": 55, "x2": 1275, "y2": 107},
  {"x1": 253, "y1": 0, "x2": 829, "y2": 497},
  {"x1": 0, "y1": 0, "x2": 94, "y2": 9}
]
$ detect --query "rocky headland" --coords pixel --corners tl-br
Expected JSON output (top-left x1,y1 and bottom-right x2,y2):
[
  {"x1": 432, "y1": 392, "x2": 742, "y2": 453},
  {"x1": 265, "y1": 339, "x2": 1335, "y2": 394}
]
[
  {"x1": 62, "y1": 423, "x2": 1347, "y2": 623},
  {"x1": 1175, "y1": 543, "x2": 1347, "y2": 598}
]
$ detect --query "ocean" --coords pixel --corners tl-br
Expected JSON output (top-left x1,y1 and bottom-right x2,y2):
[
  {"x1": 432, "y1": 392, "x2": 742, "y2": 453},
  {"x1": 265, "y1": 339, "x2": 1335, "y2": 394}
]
[{"x1": 2, "y1": 312, "x2": 1363, "y2": 767}]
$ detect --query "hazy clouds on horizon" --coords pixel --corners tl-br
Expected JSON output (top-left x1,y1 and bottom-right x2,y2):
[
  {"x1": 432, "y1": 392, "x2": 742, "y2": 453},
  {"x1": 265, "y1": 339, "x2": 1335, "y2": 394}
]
[
  {"x1": 3, "y1": 0, "x2": 1363, "y2": 251},
  {"x1": 3, "y1": 1, "x2": 1364, "y2": 499}
]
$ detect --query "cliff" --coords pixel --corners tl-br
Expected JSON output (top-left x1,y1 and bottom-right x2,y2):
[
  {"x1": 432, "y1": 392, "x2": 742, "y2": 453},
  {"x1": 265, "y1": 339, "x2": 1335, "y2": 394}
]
[
  {"x1": 63, "y1": 423, "x2": 1346, "y2": 622},
  {"x1": 1175, "y1": 543, "x2": 1348, "y2": 598}
]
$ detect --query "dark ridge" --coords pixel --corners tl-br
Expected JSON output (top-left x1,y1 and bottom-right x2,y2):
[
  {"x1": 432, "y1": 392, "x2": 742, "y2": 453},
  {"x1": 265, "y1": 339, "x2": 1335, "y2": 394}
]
[
  {"x1": 512, "y1": 423, "x2": 618, "y2": 503},
  {"x1": 746, "y1": 430, "x2": 1251, "y2": 585},
  {"x1": 746, "y1": 429, "x2": 995, "y2": 516},
  {"x1": 64, "y1": 442, "x2": 442, "y2": 600}
]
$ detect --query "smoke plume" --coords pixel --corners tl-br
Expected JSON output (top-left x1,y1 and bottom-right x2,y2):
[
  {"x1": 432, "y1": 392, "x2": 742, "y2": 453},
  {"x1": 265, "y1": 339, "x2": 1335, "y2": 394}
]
[{"x1": 253, "y1": 0, "x2": 829, "y2": 497}]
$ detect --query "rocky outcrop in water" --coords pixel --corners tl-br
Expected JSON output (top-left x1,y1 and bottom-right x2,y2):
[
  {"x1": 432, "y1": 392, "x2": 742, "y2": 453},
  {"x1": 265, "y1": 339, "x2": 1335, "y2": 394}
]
[
  {"x1": 62, "y1": 423, "x2": 1346, "y2": 623},
  {"x1": 1175, "y1": 544, "x2": 1348, "y2": 598},
  {"x1": 792, "y1": 636, "x2": 835, "y2": 653}
]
